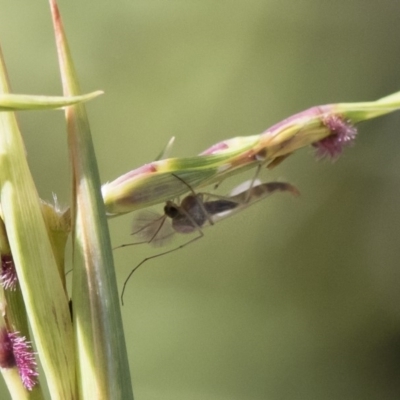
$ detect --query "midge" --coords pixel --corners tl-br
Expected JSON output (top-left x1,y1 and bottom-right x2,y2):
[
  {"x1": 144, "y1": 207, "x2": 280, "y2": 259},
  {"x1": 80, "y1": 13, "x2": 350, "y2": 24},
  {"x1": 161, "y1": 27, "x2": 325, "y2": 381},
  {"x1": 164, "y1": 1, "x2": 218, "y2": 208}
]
[{"x1": 118, "y1": 175, "x2": 299, "y2": 304}]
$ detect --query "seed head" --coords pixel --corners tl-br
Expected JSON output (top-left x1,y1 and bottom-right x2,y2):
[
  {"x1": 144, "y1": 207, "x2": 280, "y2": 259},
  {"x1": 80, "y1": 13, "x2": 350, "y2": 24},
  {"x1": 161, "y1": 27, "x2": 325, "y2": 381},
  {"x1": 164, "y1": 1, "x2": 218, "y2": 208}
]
[
  {"x1": 313, "y1": 114, "x2": 357, "y2": 159},
  {"x1": 0, "y1": 328, "x2": 39, "y2": 391}
]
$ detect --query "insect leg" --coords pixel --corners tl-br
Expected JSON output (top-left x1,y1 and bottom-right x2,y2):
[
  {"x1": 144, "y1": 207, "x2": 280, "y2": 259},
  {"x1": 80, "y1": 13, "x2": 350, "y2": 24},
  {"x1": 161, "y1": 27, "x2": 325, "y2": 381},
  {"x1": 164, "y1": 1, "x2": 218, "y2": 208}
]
[{"x1": 120, "y1": 230, "x2": 204, "y2": 305}]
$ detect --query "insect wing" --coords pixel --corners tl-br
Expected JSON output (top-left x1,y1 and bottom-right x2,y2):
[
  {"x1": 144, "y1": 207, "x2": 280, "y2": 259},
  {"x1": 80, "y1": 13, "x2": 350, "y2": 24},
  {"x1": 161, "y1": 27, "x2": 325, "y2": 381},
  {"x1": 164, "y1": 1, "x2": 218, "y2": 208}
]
[
  {"x1": 229, "y1": 178, "x2": 262, "y2": 196},
  {"x1": 131, "y1": 210, "x2": 175, "y2": 247}
]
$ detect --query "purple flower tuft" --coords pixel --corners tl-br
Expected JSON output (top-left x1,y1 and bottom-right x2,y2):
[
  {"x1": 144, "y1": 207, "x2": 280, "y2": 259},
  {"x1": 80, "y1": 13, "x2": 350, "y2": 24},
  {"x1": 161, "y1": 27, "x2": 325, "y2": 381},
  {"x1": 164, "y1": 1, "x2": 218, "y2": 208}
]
[
  {"x1": 313, "y1": 114, "x2": 357, "y2": 160},
  {"x1": 0, "y1": 328, "x2": 15, "y2": 368},
  {"x1": 0, "y1": 254, "x2": 17, "y2": 290},
  {"x1": 4, "y1": 330, "x2": 39, "y2": 390}
]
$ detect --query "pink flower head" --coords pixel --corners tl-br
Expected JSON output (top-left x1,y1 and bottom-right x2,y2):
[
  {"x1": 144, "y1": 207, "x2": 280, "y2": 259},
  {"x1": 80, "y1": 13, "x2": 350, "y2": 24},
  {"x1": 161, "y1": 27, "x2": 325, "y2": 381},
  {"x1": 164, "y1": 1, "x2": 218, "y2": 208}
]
[
  {"x1": 0, "y1": 328, "x2": 39, "y2": 391},
  {"x1": 0, "y1": 328, "x2": 15, "y2": 368},
  {"x1": 0, "y1": 254, "x2": 17, "y2": 290},
  {"x1": 313, "y1": 114, "x2": 357, "y2": 160}
]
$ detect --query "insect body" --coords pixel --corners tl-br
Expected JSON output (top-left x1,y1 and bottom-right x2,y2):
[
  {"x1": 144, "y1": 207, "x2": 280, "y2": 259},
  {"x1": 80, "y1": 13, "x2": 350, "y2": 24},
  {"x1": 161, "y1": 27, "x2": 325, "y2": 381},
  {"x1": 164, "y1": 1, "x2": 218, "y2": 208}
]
[
  {"x1": 164, "y1": 194, "x2": 239, "y2": 234},
  {"x1": 119, "y1": 180, "x2": 299, "y2": 303}
]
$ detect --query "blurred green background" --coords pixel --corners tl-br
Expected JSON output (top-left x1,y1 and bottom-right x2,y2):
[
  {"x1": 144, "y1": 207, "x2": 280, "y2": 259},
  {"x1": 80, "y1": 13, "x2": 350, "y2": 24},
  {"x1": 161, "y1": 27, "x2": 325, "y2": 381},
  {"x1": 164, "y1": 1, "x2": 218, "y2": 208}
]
[{"x1": 1, "y1": 1, "x2": 400, "y2": 399}]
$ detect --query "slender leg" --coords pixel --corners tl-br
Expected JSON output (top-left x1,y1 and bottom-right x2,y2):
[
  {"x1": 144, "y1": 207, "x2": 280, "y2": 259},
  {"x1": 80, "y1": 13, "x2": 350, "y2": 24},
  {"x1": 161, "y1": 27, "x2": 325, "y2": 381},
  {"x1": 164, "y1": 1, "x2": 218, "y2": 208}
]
[{"x1": 120, "y1": 231, "x2": 204, "y2": 305}]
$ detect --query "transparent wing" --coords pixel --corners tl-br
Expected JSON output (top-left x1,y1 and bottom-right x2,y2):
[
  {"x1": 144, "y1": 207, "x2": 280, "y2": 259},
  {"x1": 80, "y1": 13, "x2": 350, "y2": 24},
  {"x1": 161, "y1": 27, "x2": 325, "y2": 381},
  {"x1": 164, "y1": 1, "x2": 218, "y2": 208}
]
[
  {"x1": 131, "y1": 210, "x2": 176, "y2": 247},
  {"x1": 229, "y1": 179, "x2": 262, "y2": 196}
]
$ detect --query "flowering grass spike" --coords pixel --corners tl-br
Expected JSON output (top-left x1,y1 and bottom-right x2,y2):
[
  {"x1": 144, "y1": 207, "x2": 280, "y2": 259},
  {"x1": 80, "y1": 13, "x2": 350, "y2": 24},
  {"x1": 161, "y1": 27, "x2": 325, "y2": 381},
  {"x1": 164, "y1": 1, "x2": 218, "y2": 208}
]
[
  {"x1": 0, "y1": 328, "x2": 38, "y2": 391},
  {"x1": 313, "y1": 115, "x2": 357, "y2": 159},
  {"x1": 102, "y1": 90, "x2": 400, "y2": 217},
  {"x1": 0, "y1": 255, "x2": 17, "y2": 291}
]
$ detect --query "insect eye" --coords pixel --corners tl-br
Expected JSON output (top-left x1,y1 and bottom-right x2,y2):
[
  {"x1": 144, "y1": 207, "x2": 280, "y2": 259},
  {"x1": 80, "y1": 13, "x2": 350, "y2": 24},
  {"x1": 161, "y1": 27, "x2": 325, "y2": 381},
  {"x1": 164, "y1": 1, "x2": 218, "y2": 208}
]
[{"x1": 164, "y1": 204, "x2": 179, "y2": 218}]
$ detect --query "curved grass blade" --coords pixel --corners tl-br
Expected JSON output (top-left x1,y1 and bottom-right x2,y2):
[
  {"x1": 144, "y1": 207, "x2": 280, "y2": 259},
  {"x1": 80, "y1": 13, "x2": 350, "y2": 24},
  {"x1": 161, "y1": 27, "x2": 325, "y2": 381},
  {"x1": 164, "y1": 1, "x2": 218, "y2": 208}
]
[{"x1": 0, "y1": 91, "x2": 102, "y2": 111}]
